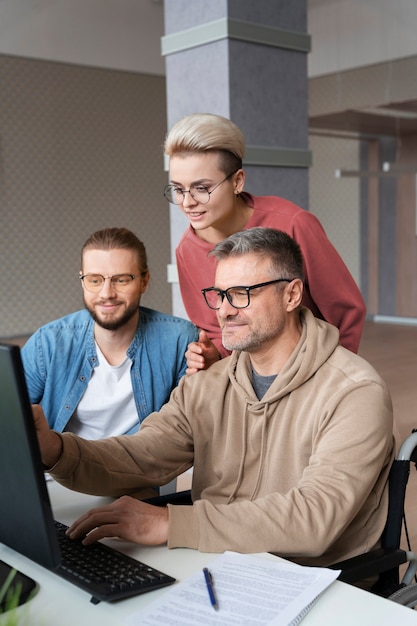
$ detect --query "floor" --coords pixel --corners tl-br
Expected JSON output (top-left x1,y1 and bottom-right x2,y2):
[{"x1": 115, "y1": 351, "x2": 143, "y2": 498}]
[{"x1": 359, "y1": 320, "x2": 417, "y2": 560}]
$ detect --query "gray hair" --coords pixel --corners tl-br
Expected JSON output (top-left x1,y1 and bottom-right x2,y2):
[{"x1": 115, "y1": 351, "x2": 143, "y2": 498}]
[{"x1": 209, "y1": 227, "x2": 304, "y2": 281}]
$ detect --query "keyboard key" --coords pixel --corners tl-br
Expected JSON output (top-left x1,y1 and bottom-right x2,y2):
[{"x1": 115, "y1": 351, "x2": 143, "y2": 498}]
[{"x1": 53, "y1": 520, "x2": 175, "y2": 603}]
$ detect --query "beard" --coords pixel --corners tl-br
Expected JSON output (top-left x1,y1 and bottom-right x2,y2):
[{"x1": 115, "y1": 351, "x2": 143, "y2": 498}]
[
  {"x1": 85, "y1": 299, "x2": 139, "y2": 331},
  {"x1": 222, "y1": 329, "x2": 266, "y2": 352},
  {"x1": 221, "y1": 315, "x2": 285, "y2": 353}
]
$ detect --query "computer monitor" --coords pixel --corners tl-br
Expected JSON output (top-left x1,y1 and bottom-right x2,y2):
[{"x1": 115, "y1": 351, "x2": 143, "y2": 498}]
[{"x1": 0, "y1": 343, "x2": 61, "y2": 570}]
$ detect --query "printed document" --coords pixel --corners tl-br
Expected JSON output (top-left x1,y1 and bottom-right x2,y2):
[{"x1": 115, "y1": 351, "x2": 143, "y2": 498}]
[{"x1": 126, "y1": 551, "x2": 340, "y2": 625}]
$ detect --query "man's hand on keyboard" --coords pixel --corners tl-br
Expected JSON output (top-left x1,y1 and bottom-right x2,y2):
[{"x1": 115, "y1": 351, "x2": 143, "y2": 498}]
[{"x1": 66, "y1": 495, "x2": 169, "y2": 546}]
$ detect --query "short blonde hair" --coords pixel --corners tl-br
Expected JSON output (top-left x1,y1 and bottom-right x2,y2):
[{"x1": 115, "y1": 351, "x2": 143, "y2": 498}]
[{"x1": 164, "y1": 113, "x2": 245, "y2": 172}]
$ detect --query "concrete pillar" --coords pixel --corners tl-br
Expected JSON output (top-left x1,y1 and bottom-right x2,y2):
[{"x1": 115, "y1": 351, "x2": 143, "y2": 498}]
[{"x1": 162, "y1": 0, "x2": 311, "y2": 316}]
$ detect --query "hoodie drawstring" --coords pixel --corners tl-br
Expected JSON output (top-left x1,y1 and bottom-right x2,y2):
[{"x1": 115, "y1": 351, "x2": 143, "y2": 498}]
[
  {"x1": 250, "y1": 404, "x2": 269, "y2": 500},
  {"x1": 226, "y1": 402, "x2": 269, "y2": 504},
  {"x1": 227, "y1": 403, "x2": 249, "y2": 504}
]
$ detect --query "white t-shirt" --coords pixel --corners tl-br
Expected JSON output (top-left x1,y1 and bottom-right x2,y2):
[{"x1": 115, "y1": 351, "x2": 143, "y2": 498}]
[{"x1": 65, "y1": 343, "x2": 137, "y2": 439}]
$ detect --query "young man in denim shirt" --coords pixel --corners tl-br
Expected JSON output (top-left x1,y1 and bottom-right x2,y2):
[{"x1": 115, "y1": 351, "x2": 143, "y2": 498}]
[{"x1": 22, "y1": 227, "x2": 198, "y2": 438}]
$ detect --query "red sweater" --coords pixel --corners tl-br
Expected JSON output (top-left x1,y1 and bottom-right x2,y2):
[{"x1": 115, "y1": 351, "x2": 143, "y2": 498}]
[{"x1": 176, "y1": 192, "x2": 366, "y2": 354}]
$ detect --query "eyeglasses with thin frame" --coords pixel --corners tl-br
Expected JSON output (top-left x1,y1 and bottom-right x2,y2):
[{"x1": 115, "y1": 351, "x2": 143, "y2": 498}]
[
  {"x1": 163, "y1": 169, "x2": 239, "y2": 206},
  {"x1": 80, "y1": 273, "x2": 143, "y2": 293},
  {"x1": 202, "y1": 278, "x2": 294, "y2": 310}
]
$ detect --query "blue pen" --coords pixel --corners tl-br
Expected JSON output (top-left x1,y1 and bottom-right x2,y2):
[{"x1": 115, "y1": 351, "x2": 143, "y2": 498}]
[{"x1": 203, "y1": 567, "x2": 218, "y2": 610}]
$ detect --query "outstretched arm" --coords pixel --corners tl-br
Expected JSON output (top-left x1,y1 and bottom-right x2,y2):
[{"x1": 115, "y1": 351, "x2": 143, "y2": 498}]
[{"x1": 32, "y1": 404, "x2": 63, "y2": 468}]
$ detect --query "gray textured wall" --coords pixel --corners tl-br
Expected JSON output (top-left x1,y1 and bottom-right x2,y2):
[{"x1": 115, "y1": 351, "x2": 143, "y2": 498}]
[{"x1": 0, "y1": 55, "x2": 169, "y2": 337}]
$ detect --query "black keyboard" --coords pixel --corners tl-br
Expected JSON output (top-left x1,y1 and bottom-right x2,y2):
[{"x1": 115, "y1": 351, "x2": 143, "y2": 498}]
[{"x1": 54, "y1": 520, "x2": 175, "y2": 604}]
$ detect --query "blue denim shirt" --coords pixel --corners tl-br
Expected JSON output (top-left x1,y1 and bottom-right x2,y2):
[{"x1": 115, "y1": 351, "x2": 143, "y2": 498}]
[{"x1": 21, "y1": 307, "x2": 198, "y2": 434}]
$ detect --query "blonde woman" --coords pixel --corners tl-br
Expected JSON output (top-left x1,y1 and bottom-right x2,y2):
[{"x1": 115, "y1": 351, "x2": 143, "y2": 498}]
[{"x1": 164, "y1": 113, "x2": 366, "y2": 373}]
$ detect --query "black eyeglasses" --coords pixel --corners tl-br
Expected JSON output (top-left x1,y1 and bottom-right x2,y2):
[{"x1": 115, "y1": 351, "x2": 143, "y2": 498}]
[
  {"x1": 80, "y1": 273, "x2": 142, "y2": 293},
  {"x1": 202, "y1": 278, "x2": 294, "y2": 310},
  {"x1": 163, "y1": 170, "x2": 238, "y2": 206}
]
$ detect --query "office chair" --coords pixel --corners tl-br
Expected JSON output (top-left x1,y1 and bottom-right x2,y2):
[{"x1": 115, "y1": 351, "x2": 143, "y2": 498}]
[{"x1": 330, "y1": 430, "x2": 417, "y2": 609}]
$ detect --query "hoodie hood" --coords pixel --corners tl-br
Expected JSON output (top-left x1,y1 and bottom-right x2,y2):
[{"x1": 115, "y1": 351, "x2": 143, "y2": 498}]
[
  {"x1": 225, "y1": 308, "x2": 340, "y2": 502},
  {"x1": 228, "y1": 307, "x2": 340, "y2": 407}
]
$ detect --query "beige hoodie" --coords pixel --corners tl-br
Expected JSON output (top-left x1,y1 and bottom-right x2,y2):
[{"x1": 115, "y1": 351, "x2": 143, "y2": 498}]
[{"x1": 51, "y1": 308, "x2": 394, "y2": 567}]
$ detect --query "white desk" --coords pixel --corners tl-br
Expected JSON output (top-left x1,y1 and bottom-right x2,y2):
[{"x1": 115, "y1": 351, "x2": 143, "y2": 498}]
[{"x1": 1, "y1": 481, "x2": 417, "y2": 625}]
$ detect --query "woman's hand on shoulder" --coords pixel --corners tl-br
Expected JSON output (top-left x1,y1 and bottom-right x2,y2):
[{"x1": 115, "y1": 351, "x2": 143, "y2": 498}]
[{"x1": 185, "y1": 330, "x2": 220, "y2": 375}]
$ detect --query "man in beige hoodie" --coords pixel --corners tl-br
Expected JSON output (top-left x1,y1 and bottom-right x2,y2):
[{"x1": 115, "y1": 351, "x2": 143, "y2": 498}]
[{"x1": 33, "y1": 227, "x2": 394, "y2": 570}]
